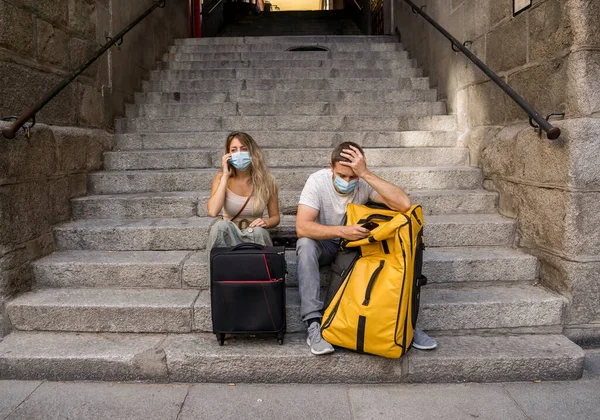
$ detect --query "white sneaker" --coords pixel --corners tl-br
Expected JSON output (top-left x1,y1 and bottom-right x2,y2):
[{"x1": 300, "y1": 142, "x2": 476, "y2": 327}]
[
  {"x1": 412, "y1": 328, "x2": 437, "y2": 350},
  {"x1": 306, "y1": 322, "x2": 335, "y2": 355}
]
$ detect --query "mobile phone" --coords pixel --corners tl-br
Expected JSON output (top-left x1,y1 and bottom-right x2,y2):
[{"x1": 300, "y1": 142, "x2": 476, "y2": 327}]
[{"x1": 361, "y1": 221, "x2": 379, "y2": 231}]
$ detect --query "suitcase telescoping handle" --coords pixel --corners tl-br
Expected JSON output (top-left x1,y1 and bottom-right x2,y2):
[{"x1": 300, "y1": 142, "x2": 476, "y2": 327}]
[{"x1": 231, "y1": 242, "x2": 265, "y2": 251}]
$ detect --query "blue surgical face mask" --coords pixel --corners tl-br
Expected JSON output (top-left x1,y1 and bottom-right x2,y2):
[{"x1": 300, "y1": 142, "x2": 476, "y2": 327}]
[
  {"x1": 334, "y1": 175, "x2": 358, "y2": 194},
  {"x1": 230, "y1": 151, "x2": 252, "y2": 171}
]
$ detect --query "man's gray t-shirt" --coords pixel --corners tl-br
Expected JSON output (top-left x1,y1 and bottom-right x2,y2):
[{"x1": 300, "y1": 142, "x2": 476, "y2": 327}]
[{"x1": 299, "y1": 168, "x2": 378, "y2": 226}]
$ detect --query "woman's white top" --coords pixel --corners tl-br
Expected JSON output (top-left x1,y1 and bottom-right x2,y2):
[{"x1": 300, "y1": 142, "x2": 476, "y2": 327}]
[{"x1": 222, "y1": 189, "x2": 265, "y2": 220}]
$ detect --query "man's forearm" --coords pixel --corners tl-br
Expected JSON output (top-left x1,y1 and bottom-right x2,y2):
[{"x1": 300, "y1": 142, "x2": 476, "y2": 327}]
[
  {"x1": 296, "y1": 221, "x2": 344, "y2": 240},
  {"x1": 361, "y1": 171, "x2": 411, "y2": 211}
]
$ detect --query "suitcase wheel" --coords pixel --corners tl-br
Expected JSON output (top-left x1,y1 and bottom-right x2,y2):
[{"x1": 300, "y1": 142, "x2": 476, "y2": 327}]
[
  {"x1": 216, "y1": 332, "x2": 226, "y2": 346},
  {"x1": 277, "y1": 332, "x2": 284, "y2": 345}
]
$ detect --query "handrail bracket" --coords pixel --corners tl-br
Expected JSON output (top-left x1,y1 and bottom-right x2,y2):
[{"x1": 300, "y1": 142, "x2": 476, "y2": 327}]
[
  {"x1": 529, "y1": 113, "x2": 565, "y2": 138},
  {"x1": 1, "y1": 115, "x2": 35, "y2": 138}
]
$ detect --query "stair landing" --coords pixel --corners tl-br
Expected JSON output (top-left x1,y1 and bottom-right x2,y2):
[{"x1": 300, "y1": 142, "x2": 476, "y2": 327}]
[{"x1": 0, "y1": 332, "x2": 584, "y2": 383}]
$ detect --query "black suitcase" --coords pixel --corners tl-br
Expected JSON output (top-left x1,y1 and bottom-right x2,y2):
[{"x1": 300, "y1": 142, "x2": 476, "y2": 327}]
[{"x1": 210, "y1": 242, "x2": 287, "y2": 345}]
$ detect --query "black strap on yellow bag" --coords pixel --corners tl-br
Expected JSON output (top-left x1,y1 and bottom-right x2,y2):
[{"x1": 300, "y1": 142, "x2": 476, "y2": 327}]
[
  {"x1": 323, "y1": 248, "x2": 361, "y2": 310},
  {"x1": 321, "y1": 202, "x2": 426, "y2": 358}
]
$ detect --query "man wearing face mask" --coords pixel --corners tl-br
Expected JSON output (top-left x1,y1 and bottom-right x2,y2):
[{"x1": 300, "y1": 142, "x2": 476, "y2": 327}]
[{"x1": 295, "y1": 141, "x2": 437, "y2": 355}]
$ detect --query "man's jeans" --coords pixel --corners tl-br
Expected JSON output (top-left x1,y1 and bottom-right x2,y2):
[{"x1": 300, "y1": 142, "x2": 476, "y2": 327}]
[{"x1": 296, "y1": 237, "x2": 339, "y2": 322}]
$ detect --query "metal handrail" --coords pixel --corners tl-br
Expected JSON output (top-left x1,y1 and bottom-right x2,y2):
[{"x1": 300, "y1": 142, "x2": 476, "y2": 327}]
[
  {"x1": 400, "y1": 0, "x2": 561, "y2": 140},
  {"x1": 1, "y1": 0, "x2": 167, "y2": 140},
  {"x1": 353, "y1": 0, "x2": 363, "y2": 11},
  {"x1": 204, "y1": 0, "x2": 223, "y2": 16}
]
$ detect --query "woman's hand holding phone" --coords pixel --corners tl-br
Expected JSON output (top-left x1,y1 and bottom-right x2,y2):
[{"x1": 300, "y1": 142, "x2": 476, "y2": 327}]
[{"x1": 221, "y1": 153, "x2": 232, "y2": 179}]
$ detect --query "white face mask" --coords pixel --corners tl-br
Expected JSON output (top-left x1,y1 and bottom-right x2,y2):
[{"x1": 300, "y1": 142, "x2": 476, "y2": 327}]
[
  {"x1": 333, "y1": 175, "x2": 358, "y2": 194},
  {"x1": 230, "y1": 151, "x2": 252, "y2": 170}
]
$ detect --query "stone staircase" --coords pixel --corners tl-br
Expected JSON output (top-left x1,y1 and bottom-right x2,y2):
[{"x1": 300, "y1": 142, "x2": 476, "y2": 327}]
[{"x1": 0, "y1": 35, "x2": 585, "y2": 383}]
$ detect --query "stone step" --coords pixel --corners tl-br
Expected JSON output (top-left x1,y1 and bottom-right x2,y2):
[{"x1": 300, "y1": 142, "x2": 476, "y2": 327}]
[
  {"x1": 148, "y1": 68, "x2": 422, "y2": 81},
  {"x1": 217, "y1": 27, "x2": 363, "y2": 37},
  {"x1": 287, "y1": 189, "x2": 498, "y2": 217},
  {"x1": 53, "y1": 217, "x2": 217, "y2": 251},
  {"x1": 227, "y1": 16, "x2": 355, "y2": 24},
  {"x1": 417, "y1": 284, "x2": 566, "y2": 331},
  {"x1": 169, "y1": 43, "x2": 404, "y2": 53},
  {"x1": 0, "y1": 331, "x2": 583, "y2": 383},
  {"x1": 282, "y1": 246, "x2": 538, "y2": 289},
  {"x1": 125, "y1": 101, "x2": 446, "y2": 118},
  {"x1": 72, "y1": 189, "x2": 496, "y2": 219},
  {"x1": 32, "y1": 247, "x2": 537, "y2": 289},
  {"x1": 161, "y1": 58, "x2": 417, "y2": 70},
  {"x1": 174, "y1": 35, "x2": 397, "y2": 45},
  {"x1": 6, "y1": 284, "x2": 564, "y2": 334},
  {"x1": 104, "y1": 150, "x2": 211, "y2": 171},
  {"x1": 114, "y1": 131, "x2": 457, "y2": 151},
  {"x1": 192, "y1": 285, "x2": 565, "y2": 333},
  {"x1": 114, "y1": 115, "x2": 457, "y2": 134},
  {"x1": 87, "y1": 167, "x2": 481, "y2": 194},
  {"x1": 7, "y1": 288, "x2": 200, "y2": 333},
  {"x1": 142, "y1": 77, "x2": 431, "y2": 92},
  {"x1": 33, "y1": 251, "x2": 193, "y2": 289},
  {"x1": 134, "y1": 89, "x2": 438, "y2": 105},
  {"x1": 53, "y1": 214, "x2": 514, "y2": 251},
  {"x1": 103, "y1": 147, "x2": 467, "y2": 171},
  {"x1": 72, "y1": 191, "x2": 203, "y2": 219},
  {"x1": 163, "y1": 50, "x2": 411, "y2": 62}
]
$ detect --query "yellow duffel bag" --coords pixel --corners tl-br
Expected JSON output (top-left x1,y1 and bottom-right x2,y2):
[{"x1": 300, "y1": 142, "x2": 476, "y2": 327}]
[{"x1": 321, "y1": 202, "x2": 427, "y2": 358}]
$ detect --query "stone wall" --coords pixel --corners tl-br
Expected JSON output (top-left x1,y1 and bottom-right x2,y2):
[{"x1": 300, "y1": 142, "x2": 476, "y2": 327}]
[
  {"x1": 0, "y1": 0, "x2": 188, "y2": 336},
  {"x1": 391, "y1": 0, "x2": 600, "y2": 344},
  {"x1": 1, "y1": 0, "x2": 106, "y2": 128},
  {"x1": 101, "y1": 0, "x2": 189, "y2": 126},
  {"x1": 1, "y1": 0, "x2": 189, "y2": 129},
  {"x1": 0, "y1": 122, "x2": 111, "y2": 336}
]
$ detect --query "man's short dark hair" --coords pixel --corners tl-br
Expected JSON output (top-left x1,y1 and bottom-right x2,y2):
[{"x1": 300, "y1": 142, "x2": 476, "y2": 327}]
[{"x1": 331, "y1": 142, "x2": 365, "y2": 165}]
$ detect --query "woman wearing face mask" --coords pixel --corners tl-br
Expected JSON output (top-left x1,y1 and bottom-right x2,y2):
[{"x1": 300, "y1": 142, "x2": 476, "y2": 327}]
[{"x1": 206, "y1": 132, "x2": 280, "y2": 250}]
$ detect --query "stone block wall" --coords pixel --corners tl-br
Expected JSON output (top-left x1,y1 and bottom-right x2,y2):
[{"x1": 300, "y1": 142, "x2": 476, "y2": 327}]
[
  {"x1": 0, "y1": 0, "x2": 188, "y2": 336},
  {"x1": 100, "y1": 0, "x2": 189, "y2": 125},
  {"x1": 0, "y1": 122, "x2": 111, "y2": 335},
  {"x1": 391, "y1": 0, "x2": 600, "y2": 344},
  {"x1": 0, "y1": 0, "x2": 188, "y2": 129},
  {"x1": 0, "y1": 0, "x2": 106, "y2": 127}
]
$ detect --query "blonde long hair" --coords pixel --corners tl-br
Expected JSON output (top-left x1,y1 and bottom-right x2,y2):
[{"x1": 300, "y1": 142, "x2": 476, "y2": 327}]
[{"x1": 225, "y1": 132, "x2": 276, "y2": 213}]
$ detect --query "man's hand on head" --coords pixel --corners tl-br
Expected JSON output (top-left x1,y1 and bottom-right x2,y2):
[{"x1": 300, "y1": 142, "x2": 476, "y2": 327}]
[{"x1": 339, "y1": 145, "x2": 369, "y2": 178}]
